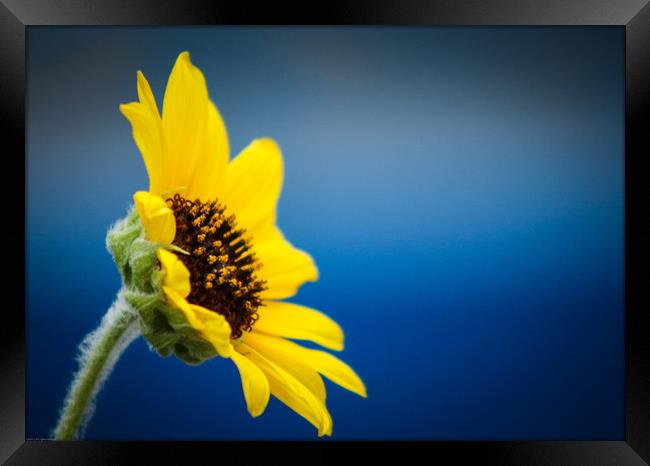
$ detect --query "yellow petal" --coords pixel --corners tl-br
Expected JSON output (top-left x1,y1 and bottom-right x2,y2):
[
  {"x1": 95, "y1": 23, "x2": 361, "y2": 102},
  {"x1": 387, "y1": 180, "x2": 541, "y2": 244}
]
[
  {"x1": 189, "y1": 101, "x2": 230, "y2": 200},
  {"x1": 161, "y1": 285, "x2": 233, "y2": 357},
  {"x1": 161, "y1": 285, "x2": 203, "y2": 330},
  {"x1": 189, "y1": 303, "x2": 233, "y2": 357},
  {"x1": 219, "y1": 138, "x2": 283, "y2": 235},
  {"x1": 251, "y1": 225, "x2": 318, "y2": 300},
  {"x1": 161, "y1": 51, "x2": 229, "y2": 200},
  {"x1": 230, "y1": 350, "x2": 271, "y2": 417},
  {"x1": 237, "y1": 342, "x2": 332, "y2": 436},
  {"x1": 268, "y1": 379, "x2": 331, "y2": 437},
  {"x1": 120, "y1": 71, "x2": 166, "y2": 194},
  {"x1": 134, "y1": 192, "x2": 176, "y2": 244},
  {"x1": 300, "y1": 347, "x2": 366, "y2": 398},
  {"x1": 245, "y1": 331, "x2": 326, "y2": 401},
  {"x1": 247, "y1": 332, "x2": 365, "y2": 398},
  {"x1": 254, "y1": 301, "x2": 343, "y2": 351},
  {"x1": 137, "y1": 70, "x2": 160, "y2": 117},
  {"x1": 157, "y1": 248, "x2": 190, "y2": 297}
]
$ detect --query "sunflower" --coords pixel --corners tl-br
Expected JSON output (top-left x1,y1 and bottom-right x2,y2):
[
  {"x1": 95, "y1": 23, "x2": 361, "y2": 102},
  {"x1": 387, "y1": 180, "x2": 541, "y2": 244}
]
[{"x1": 118, "y1": 51, "x2": 366, "y2": 436}]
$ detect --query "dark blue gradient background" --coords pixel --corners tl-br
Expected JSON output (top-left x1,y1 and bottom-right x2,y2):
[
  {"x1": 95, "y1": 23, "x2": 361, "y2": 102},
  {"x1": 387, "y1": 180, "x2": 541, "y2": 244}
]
[{"x1": 26, "y1": 27, "x2": 624, "y2": 440}]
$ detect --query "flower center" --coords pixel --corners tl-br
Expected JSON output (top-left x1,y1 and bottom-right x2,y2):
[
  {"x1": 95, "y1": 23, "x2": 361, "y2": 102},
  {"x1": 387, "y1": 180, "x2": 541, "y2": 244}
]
[{"x1": 166, "y1": 194, "x2": 266, "y2": 339}]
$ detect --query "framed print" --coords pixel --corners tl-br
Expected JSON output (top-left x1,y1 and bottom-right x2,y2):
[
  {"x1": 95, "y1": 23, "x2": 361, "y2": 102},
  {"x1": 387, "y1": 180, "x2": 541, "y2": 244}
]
[{"x1": 2, "y1": 0, "x2": 649, "y2": 464}]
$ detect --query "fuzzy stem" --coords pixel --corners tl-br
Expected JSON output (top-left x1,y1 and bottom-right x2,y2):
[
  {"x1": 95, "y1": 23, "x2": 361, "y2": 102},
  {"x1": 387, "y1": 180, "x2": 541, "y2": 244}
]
[{"x1": 53, "y1": 290, "x2": 139, "y2": 440}]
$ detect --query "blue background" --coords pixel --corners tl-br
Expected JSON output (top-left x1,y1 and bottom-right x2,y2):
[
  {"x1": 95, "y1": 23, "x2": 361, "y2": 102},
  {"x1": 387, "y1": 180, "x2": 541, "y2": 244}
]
[{"x1": 26, "y1": 27, "x2": 624, "y2": 440}]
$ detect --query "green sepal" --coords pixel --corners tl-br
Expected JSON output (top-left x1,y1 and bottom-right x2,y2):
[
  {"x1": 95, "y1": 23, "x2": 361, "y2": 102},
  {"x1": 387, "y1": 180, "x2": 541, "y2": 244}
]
[
  {"x1": 128, "y1": 238, "x2": 160, "y2": 293},
  {"x1": 106, "y1": 207, "x2": 142, "y2": 286},
  {"x1": 129, "y1": 290, "x2": 219, "y2": 365}
]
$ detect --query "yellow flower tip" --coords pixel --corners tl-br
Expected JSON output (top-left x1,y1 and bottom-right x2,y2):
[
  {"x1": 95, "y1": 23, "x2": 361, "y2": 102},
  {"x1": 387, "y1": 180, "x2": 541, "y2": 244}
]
[
  {"x1": 309, "y1": 260, "x2": 320, "y2": 283},
  {"x1": 325, "y1": 321, "x2": 344, "y2": 351},
  {"x1": 136, "y1": 70, "x2": 148, "y2": 95},
  {"x1": 248, "y1": 401, "x2": 267, "y2": 418},
  {"x1": 318, "y1": 412, "x2": 333, "y2": 437},
  {"x1": 133, "y1": 191, "x2": 176, "y2": 244},
  {"x1": 254, "y1": 137, "x2": 284, "y2": 176},
  {"x1": 231, "y1": 350, "x2": 271, "y2": 418},
  {"x1": 318, "y1": 428, "x2": 333, "y2": 438},
  {"x1": 358, "y1": 380, "x2": 368, "y2": 398},
  {"x1": 342, "y1": 366, "x2": 367, "y2": 399},
  {"x1": 173, "y1": 51, "x2": 195, "y2": 74},
  {"x1": 298, "y1": 250, "x2": 320, "y2": 284},
  {"x1": 178, "y1": 50, "x2": 191, "y2": 62},
  {"x1": 118, "y1": 102, "x2": 136, "y2": 118},
  {"x1": 326, "y1": 340, "x2": 344, "y2": 353},
  {"x1": 252, "y1": 137, "x2": 281, "y2": 153}
]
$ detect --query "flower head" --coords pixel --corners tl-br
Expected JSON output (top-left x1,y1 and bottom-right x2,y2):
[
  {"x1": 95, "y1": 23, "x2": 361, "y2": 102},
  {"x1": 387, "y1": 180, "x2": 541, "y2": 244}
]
[{"x1": 112, "y1": 51, "x2": 366, "y2": 436}]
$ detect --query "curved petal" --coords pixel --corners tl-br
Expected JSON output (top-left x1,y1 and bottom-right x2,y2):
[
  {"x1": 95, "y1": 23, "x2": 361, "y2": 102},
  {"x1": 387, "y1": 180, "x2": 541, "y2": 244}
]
[
  {"x1": 120, "y1": 71, "x2": 166, "y2": 194},
  {"x1": 245, "y1": 331, "x2": 326, "y2": 401},
  {"x1": 189, "y1": 303, "x2": 233, "y2": 357},
  {"x1": 254, "y1": 301, "x2": 344, "y2": 351},
  {"x1": 219, "y1": 138, "x2": 283, "y2": 235},
  {"x1": 230, "y1": 350, "x2": 271, "y2": 417},
  {"x1": 254, "y1": 225, "x2": 318, "y2": 300},
  {"x1": 134, "y1": 192, "x2": 176, "y2": 244},
  {"x1": 247, "y1": 332, "x2": 366, "y2": 398},
  {"x1": 237, "y1": 342, "x2": 332, "y2": 436},
  {"x1": 162, "y1": 285, "x2": 202, "y2": 330},
  {"x1": 162, "y1": 51, "x2": 229, "y2": 200},
  {"x1": 157, "y1": 248, "x2": 190, "y2": 297},
  {"x1": 161, "y1": 285, "x2": 233, "y2": 357}
]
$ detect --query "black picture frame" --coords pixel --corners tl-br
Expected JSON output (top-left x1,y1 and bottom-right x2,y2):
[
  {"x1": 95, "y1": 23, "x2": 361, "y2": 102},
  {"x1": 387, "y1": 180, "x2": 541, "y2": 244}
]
[{"x1": 3, "y1": 1, "x2": 649, "y2": 464}]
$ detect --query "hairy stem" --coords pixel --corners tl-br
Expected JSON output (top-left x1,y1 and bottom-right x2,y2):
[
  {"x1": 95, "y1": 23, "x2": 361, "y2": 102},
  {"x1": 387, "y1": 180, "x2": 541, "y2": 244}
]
[{"x1": 53, "y1": 290, "x2": 139, "y2": 440}]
